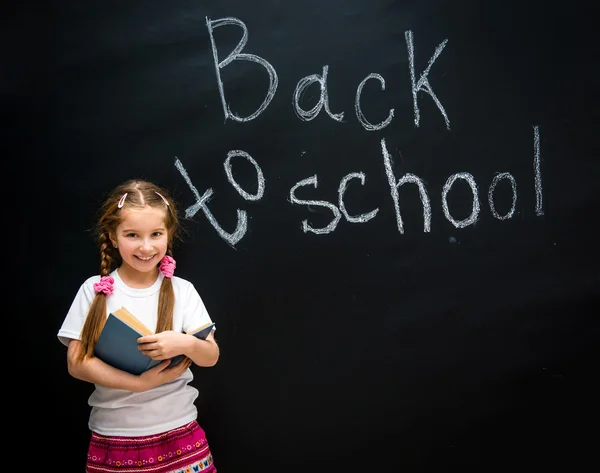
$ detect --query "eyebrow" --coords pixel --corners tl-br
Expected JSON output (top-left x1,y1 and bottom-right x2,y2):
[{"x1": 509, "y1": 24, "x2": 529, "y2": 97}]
[{"x1": 120, "y1": 227, "x2": 166, "y2": 233}]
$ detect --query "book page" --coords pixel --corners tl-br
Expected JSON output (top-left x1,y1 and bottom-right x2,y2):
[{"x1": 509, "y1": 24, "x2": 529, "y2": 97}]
[
  {"x1": 187, "y1": 321, "x2": 214, "y2": 335},
  {"x1": 113, "y1": 307, "x2": 154, "y2": 336}
]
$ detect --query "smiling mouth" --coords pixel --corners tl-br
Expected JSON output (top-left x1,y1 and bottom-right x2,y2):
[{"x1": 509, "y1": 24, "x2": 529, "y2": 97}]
[{"x1": 136, "y1": 255, "x2": 155, "y2": 261}]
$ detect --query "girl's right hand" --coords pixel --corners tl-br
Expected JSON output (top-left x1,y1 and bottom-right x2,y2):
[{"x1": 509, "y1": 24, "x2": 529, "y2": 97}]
[{"x1": 138, "y1": 357, "x2": 192, "y2": 391}]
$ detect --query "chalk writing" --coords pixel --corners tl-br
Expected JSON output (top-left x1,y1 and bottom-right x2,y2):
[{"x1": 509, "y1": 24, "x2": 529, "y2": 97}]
[
  {"x1": 224, "y1": 150, "x2": 265, "y2": 201},
  {"x1": 338, "y1": 173, "x2": 379, "y2": 224},
  {"x1": 441, "y1": 172, "x2": 480, "y2": 229},
  {"x1": 381, "y1": 138, "x2": 432, "y2": 233},
  {"x1": 206, "y1": 16, "x2": 278, "y2": 123},
  {"x1": 175, "y1": 128, "x2": 542, "y2": 244},
  {"x1": 289, "y1": 176, "x2": 342, "y2": 234},
  {"x1": 405, "y1": 30, "x2": 450, "y2": 130},
  {"x1": 488, "y1": 173, "x2": 517, "y2": 220},
  {"x1": 355, "y1": 73, "x2": 395, "y2": 131},
  {"x1": 533, "y1": 125, "x2": 543, "y2": 216},
  {"x1": 175, "y1": 157, "x2": 247, "y2": 247},
  {"x1": 207, "y1": 17, "x2": 447, "y2": 130},
  {"x1": 293, "y1": 65, "x2": 344, "y2": 122},
  {"x1": 172, "y1": 18, "x2": 546, "y2": 246}
]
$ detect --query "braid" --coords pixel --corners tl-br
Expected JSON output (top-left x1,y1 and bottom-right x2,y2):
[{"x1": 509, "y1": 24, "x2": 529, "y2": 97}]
[
  {"x1": 76, "y1": 234, "x2": 116, "y2": 362},
  {"x1": 156, "y1": 247, "x2": 175, "y2": 333},
  {"x1": 98, "y1": 233, "x2": 117, "y2": 276}
]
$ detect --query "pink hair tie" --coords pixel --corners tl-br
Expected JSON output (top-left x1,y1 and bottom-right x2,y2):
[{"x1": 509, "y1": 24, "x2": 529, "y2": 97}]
[
  {"x1": 93, "y1": 275, "x2": 114, "y2": 296},
  {"x1": 160, "y1": 255, "x2": 176, "y2": 278}
]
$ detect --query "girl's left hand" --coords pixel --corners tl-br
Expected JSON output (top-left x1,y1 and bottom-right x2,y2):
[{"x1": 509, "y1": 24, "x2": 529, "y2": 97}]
[{"x1": 137, "y1": 330, "x2": 188, "y2": 360}]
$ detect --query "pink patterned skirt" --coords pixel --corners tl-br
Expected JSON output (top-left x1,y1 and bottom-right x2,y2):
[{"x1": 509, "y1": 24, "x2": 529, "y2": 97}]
[{"x1": 86, "y1": 420, "x2": 216, "y2": 473}]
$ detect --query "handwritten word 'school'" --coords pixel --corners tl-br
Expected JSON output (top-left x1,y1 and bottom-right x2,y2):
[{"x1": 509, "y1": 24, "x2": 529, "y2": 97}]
[
  {"x1": 174, "y1": 127, "x2": 543, "y2": 247},
  {"x1": 206, "y1": 17, "x2": 449, "y2": 130}
]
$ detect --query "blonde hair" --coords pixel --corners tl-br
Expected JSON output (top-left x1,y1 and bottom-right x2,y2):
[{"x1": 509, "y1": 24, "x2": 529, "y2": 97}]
[{"x1": 76, "y1": 179, "x2": 181, "y2": 362}]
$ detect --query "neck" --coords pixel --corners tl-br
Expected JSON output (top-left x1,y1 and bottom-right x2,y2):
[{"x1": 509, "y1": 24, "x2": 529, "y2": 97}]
[{"x1": 117, "y1": 266, "x2": 160, "y2": 289}]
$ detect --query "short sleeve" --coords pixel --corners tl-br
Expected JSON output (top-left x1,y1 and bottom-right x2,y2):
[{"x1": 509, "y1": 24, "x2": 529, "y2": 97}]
[
  {"x1": 57, "y1": 278, "x2": 97, "y2": 346},
  {"x1": 181, "y1": 282, "x2": 214, "y2": 334}
]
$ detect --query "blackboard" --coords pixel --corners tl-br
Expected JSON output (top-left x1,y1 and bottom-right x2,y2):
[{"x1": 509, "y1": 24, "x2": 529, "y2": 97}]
[{"x1": 11, "y1": 0, "x2": 599, "y2": 471}]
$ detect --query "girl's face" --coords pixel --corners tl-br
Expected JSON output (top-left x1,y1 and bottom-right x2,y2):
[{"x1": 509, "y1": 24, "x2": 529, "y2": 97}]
[{"x1": 112, "y1": 206, "x2": 169, "y2": 284}]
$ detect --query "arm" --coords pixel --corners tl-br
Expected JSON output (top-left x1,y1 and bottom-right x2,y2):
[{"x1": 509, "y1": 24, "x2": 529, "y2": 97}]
[
  {"x1": 138, "y1": 330, "x2": 220, "y2": 368},
  {"x1": 181, "y1": 329, "x2": 219, "y2": 367},
  {"x1": 66, "y1": 339, "x2": 191, "y2": 392}
]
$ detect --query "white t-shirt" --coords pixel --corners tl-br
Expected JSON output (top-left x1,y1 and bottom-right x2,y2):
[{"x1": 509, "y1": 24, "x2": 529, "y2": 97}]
[{"x1": 57, "y1": 269, "x2": 214, "y2": 436}]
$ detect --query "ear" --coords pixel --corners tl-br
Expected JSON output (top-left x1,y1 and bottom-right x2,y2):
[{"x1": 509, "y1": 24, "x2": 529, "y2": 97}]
[{"x1": 109, "y1": 234, "x2": 118, "y2": 249}]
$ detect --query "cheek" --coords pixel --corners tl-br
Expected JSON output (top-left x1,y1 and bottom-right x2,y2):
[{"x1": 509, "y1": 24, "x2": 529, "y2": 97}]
[{"x1": 117, "y1": 240, "x2": 136, "y2": 253}]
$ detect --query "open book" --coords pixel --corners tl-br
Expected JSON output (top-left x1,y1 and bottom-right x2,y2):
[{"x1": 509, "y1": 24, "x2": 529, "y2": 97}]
[{"x1": 94, "y1": 306, "x2": 215, "y2": 375}]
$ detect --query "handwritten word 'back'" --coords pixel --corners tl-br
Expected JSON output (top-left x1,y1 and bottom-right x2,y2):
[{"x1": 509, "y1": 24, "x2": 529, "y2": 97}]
[{"x1": 207, "y1": 17, "x2": 449, "y2": 130}]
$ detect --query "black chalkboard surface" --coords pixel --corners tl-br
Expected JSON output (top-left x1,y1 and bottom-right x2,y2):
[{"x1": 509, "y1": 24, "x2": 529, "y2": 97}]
[{"x1": 11, "y1": 0, "x2": 599, "y2": 471}]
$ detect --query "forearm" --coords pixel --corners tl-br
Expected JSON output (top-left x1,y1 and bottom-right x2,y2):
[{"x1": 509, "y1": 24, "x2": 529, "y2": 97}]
[
  {"x1": 183, "y1": 332, "x2": 219, "y2": 367},
  {"x1": 67, "y1": 340, "x2": 147, "y2": 392},
  {"x1": 68, "y1": 356, "x2": 147, "y2": 391}
]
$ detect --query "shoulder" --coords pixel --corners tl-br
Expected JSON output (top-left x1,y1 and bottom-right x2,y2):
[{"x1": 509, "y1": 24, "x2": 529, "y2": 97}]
[
  {"x1": 80, "y1": 270, "x2": 118, "y2": 288},
  {"x1": 66, "y1": 274, "x2": 104, "y2": 310},
  {"x1": 78, "y1": 274, "x2": 102, "y2": 292},
  {"x1": 170, "y1": 276, "x2": 204, "y2": 300},
  {"x1": 83, "y1": 274, "x2": 102, "y2": 285},
  {"x1": 77, "y1": 272, "x2": 116, "y2": 297},
  {"x1": 170, "y1": 275, "x2": 193, "y2": 289}
]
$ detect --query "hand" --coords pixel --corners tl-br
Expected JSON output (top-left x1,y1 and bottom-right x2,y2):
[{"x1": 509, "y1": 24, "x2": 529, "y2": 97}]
[
  {"x1": 137, "y1": 330, "x2": 188, "y2": 360},
  {"x1": 138, "y1": 357, "x2": 192, "y2": 390}
]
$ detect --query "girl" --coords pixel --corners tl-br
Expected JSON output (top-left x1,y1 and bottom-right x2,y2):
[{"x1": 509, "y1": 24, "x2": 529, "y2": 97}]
[{"x1": 58, "y1": 179, "x2": 219, "y2": 473}]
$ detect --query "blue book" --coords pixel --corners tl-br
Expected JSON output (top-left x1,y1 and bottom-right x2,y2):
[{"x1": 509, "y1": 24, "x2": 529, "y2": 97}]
[{"x1": 94, "y1": 306, "x2": 215, "y2": 375}]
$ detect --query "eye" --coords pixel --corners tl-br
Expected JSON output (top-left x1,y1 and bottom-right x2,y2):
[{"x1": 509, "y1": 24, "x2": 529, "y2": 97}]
[
  {"x1": 126, "y1": 232, "x2": 138, "y2": 238},
  {"x1": 152, "y1": 231, "x2": 163, "y2": 237}
]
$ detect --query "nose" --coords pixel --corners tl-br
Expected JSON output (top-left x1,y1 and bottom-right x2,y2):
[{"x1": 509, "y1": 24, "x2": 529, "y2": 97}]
[{"x1": 140, "y1": 238, "x2": 154, "y2": 252}]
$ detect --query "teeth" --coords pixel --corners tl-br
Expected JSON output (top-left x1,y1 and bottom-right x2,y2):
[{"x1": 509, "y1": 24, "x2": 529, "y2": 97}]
[{"x1": 138, "y1": 256, "x2": 154, "y2": 261}]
